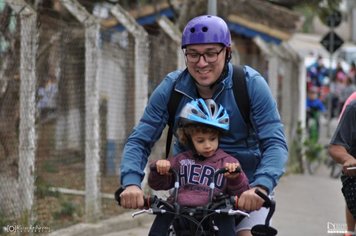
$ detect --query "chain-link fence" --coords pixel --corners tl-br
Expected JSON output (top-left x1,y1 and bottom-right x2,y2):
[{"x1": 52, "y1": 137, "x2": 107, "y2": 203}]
[
  {"x1": 0, "y1": 0, "x2": 181, "y2": 234},
  {"x1": 0, "y1": 0, "x2": 302, "y2": 234}
]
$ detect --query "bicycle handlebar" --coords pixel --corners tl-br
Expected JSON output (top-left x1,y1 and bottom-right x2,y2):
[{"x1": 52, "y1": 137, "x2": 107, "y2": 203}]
[
  {"x1": 132, "y1": 191, "x2": 249, "y2": 218},
  {"x1": 115, "y1": 166, "x2": 277, "y2": 234}
]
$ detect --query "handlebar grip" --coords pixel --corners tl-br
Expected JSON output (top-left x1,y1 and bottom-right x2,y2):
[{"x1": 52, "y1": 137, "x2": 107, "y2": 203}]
[
  {"x1": 215, "y1": 166, "x2": 241, "y2": 175},
  {"x1": 255, "y1": 189, "x2": 272, "y2": 208},
  {"x1": 143, "y1": 195, "x2": 157, "y2": 208},
  {"x1": 150, "y1": 166, "x2": 179, "y2": 178},
  {"x1": 114, "y1": 187, "x2": 157, "y2": 209},
  {"x1": 114, "y1": 187, "x2": 125, "y2": 206}
]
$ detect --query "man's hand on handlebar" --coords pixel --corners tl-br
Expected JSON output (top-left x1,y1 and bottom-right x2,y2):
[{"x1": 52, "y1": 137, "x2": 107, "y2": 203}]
[
  {"x1": 119, "y1": 185, "x2": 144, "y2": 209},
  {"x1": 238, "y1": 186, "x2": 268, "y2": 212}
]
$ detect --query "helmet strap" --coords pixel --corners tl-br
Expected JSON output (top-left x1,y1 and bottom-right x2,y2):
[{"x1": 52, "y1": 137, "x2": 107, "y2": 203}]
[
  {"x1": 208, "y1": 62, "x2": 229, "y2": 90},
  {"x1": 208, "y1": 47, "x2": 231, "y2": 89}
]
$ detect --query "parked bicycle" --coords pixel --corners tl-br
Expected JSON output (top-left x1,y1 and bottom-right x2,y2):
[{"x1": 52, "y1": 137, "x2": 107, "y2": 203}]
[
  {"x1": 327, "y1": 158, "x2": 343, "y2": 178},
  {"x1": 115, "y1": 167, "x2": 277, "y2": 236},
  {"x1": 305, "y1": 107, "x2": 324, "y2": 175},
  {"x1": 324, "y1": 145, "x2": 343, "y2": 179}
]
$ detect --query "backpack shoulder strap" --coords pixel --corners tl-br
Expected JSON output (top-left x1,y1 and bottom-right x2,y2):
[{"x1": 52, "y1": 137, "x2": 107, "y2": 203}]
[
  {"x1": 166, "y1": 72, "x2": 184, "y2": 158},
  {"x1": 165, "y1": 66, "x2": 250, "y2": 159},
  {"x1": 232, "y1": 65, "x2": 251, "y2": 127}
]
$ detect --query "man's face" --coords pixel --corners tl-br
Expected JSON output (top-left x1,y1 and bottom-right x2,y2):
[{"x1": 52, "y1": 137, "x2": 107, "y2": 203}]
[{"x1": 184, "y1": 44, "x2": 227, "y2": 87}]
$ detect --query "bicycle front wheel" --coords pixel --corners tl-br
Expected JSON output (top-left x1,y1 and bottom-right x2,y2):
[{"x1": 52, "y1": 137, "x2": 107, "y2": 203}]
[{"x1": 306, "y1": 157, "x2": 322, "y2": 175}]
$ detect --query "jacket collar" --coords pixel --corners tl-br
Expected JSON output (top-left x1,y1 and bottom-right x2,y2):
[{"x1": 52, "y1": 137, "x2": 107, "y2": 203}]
[{"x1": 174, "y1": 63, "x2": 234, "y2": 99}]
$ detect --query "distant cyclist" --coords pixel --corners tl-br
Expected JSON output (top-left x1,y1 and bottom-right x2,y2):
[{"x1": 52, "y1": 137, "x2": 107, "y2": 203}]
[{"x1": 306, "y1": 86, "x2": 326, "y2": 142}]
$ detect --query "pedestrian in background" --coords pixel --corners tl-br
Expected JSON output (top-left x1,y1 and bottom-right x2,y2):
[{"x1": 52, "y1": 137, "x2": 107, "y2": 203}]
[{"x1": 328, "y1": 92, "x2": 356, "y2": 236}]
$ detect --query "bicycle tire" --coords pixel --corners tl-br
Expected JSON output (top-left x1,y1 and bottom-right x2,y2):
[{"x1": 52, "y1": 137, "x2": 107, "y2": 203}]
[
  {"x1": 330, "y1": 162, "x2": 343, "y2": 179},
  {"x1": 306, "y1": 158, "x2": 322, "y2": 175}
]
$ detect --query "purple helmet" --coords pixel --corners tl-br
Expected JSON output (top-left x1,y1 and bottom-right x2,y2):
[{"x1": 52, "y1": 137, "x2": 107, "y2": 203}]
[{"x1": 181, "y1": 15, "x2": 231, "y2": 48}]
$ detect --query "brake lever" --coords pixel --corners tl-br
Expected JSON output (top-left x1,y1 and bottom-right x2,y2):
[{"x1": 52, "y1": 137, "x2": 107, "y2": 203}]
[
  {"x1": 132, "y1": 208, "x2": 167, "y2": 218},
  {"x1": 215, "y1": 209, "x2": 250, "y2": 217},
  {"x1": 132, "y1": 209, "x2": 152, "y2": 218}
]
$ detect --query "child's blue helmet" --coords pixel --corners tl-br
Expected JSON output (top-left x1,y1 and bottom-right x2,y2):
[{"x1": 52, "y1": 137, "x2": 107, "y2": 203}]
[{"x1": 179, "y1": 99, "x2": 230, "y2": 131}]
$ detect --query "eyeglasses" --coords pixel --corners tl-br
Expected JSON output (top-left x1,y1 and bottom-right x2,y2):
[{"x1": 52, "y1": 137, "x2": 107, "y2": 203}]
[{"x1": 185, "y1": 47, "x2": 225, "y2": 63}]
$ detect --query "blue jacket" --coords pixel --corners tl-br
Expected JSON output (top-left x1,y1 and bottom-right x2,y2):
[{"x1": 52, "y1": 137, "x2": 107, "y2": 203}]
[{"x1": 120, "y1": 63, "x2": 288, "y2": 193}]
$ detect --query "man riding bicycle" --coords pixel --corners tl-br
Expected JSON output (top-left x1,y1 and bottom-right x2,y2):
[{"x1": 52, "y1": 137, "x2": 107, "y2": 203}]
[{"x1": 118, "y1": 15, "x2": 288, "y2": 236}]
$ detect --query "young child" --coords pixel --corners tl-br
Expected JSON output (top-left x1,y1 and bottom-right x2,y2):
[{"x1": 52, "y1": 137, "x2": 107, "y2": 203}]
[
  {"x1": 148, "y1": 98, "x2": 250, "y2": 236},
  {"x1": 306, "y1": 86, "x2": 326, "y2": 142}
]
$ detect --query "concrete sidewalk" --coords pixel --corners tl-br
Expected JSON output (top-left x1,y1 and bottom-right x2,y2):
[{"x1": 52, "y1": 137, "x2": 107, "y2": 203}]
[{"x1": 273, "y1": 168, "x2": 345, "y2": 236}]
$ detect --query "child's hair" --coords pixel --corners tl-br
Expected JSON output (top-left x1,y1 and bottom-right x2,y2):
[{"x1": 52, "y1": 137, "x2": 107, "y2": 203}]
[{"x1": 178, "y1": 123, "x2": 220, "y2": 146}]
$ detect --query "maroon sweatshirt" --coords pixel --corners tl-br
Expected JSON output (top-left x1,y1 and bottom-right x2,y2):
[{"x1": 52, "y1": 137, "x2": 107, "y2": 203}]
[{"x1": 148, "y1": 149, "x2": 250, "y2": 207}]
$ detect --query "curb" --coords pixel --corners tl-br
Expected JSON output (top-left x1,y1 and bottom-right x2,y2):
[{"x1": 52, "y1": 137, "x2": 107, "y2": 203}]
[{"x1": 48, "y1": 211, "x2": 154, "y2": 236}]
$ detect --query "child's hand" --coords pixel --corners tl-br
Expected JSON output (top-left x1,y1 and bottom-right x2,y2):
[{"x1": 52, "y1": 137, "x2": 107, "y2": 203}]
[
  {"x1": 224, "y1": 162, "x2": 241, "y2": 179},
  {"x1": 156, "y1": 160, "x2": 171, "y2": 175}
]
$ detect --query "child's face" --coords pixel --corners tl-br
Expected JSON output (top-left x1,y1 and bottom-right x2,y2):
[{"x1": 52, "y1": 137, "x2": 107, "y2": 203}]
[
  {"x1": 191, "y1": 131, "x2": 219, "y2": 158},
  {"x1": 308, "y1": 91, "x2": 318, "y2": 100}
]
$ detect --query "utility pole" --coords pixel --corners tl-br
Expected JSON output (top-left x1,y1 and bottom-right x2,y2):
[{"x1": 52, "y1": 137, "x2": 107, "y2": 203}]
[
  {"x1": 207, "y1": 0, "x2": 217, "y2": 15},
  {"x1": 320, "y1": 11, "x2": 343, "y2": 137}
]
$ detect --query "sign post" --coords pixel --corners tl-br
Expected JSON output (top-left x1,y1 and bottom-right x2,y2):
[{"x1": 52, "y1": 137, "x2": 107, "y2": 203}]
[{"x1": 319, "y1": 10, "x2": 344, "y2": 136}]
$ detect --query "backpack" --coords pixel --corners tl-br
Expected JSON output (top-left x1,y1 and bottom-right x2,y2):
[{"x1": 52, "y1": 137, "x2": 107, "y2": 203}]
[{"x1": 165, "y1": 65, "x2": 250, "y2": 158}]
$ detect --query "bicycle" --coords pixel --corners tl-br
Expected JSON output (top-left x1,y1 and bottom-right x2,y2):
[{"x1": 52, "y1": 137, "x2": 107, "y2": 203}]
[
  {"x1": 327, "y1": 158, "x2": 343, "y2": 178},
  {"x1": 324, "y1": 144, "x2": 343, "y2": 179},
  {"x1": 305, "y1": 108, "x2": 324, "y2": 175},
  {"x1": 115, "y1": 167, "x2": 277, "y2": 236}
]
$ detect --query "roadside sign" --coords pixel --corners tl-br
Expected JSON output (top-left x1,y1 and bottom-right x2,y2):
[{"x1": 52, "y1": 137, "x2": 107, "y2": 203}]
[
  {"x1": 326, "y1": 11, "x2": 342, "y2": 28},
  {"x1": 320, "y1": 31, "x2": 344, "y2": 54}
]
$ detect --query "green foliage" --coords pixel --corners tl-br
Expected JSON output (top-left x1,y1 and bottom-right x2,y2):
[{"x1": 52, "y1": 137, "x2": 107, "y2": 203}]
[
  {"x1": 288, "y1": 121, "x2": 304, "y2": 174},
  {"x1": 289, "y1": 120, "x2": 326, "y2": 174},
  {"x1": 52, "y1": 201, "x2": 77, "y2": 220},
  {"x1": 291, "y1": 0, "x2": 342, "y2": 32},
  {"x1": 0, "y1": 210, "x2": 11, "y2": 234},
  {"x1": 42, "y1": 160, "x2": 59, "y2": 173},
  {"x1": 294, "y1": 5, "x2": 315, "y2": 33},
  {"x1": 35, "y1": 176, "x2": 60, "y2": 199},
  {"x1": 303, "y1": 137, "x2": 324, "y2": 162}
]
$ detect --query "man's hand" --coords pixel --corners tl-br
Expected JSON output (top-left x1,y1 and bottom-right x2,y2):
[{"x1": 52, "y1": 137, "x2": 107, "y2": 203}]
[
  {"x1": 238, "y1": 186, "x2": 268, "y2": 211},
  {"x1": 343, "y1": 158, "x2": 356, "y2": 176},
  {"x1": 119, "y1": 185, "x2": 144, "y2": 209}
]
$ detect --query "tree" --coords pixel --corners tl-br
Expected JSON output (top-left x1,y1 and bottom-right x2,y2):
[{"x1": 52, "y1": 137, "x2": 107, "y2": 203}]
[{"x1": 268, "y1": 0, "x2": 343, "y2": 31}]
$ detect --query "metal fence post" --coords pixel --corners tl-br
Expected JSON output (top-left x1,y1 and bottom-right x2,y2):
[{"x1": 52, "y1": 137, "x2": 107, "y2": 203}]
[
  {"x1": 6, "y1": 0, "x2": 38, "y2": 226},
  {"x1": 110, "y1": 4, "x2": 149, "y2": 125},
  {"x1": 110, "y1": 4, "x2": 149, "y2": 191},
  {"x1": 60, "y1": 0, "x2": 101, "y2": 222},
  {"x1": 157, "y1": 15, "x2": 185, "y2": 70}
]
